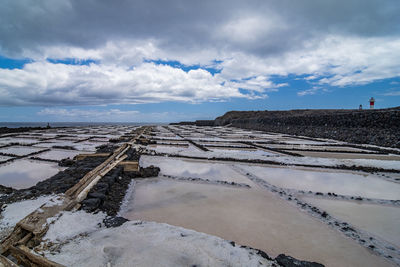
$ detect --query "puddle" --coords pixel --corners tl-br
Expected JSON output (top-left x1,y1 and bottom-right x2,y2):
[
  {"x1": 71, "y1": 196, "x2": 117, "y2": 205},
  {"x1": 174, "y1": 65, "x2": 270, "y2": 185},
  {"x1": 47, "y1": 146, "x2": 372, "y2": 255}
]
[
  {"x1": 265, "y1": 144, "x2": 371, "y2": 152},
  {"x1": 35, "y1": 149, "x2": 83, "y2": 161},
  {"x1": 0, "y1": 146, "x2": 44, "y2": 156},
  {"x1": 293, "y1": 151, "x2": 400, "y2": 160},
  {"x1": 141, "y1": 156, "x2": 251, "y2": 184},
  {"x1": 0, "y1": 159, "x2": 64, "y2": 189},
  {"x1": 146, "y1": 144, "x2": 202, "y2": 155},
  {"x1": 122, "y1": 177, "x2": 391, "y2": 267},
  {"x1": 0, "y1": 155, "x2": 13, "y2": 162},
  {"x1": 303, "y1": 197, "x2": 400, "y2": 248},
  {"x1": 74, "y1": 141, "x2": 105, "y2": 151},
  {"x1": 210, "y1": 148, "x2": 277, "y2": 157},
  {"x1": 238, "y1": 165, "x2": 400, "y2": 200},
  {"x1": 0, "y1": 137, "x2": 40, "y2": 145}
]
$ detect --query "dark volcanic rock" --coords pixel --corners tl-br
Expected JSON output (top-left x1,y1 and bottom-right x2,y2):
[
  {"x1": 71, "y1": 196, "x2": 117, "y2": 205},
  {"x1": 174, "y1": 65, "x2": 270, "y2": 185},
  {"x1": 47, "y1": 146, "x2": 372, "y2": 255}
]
[
  {"x1": 0, "y1": 185, "x2": 15, "y2": 195},
  {"x1": 275, "y1": 254, "x2": 325, "y2": 267},
  {"x1": 103, "y1": 216, "x2": 129, "y2": 228},
  {"x1": 213, "y1": 107, "x2": 400, "y2": 148},
  {"x1": 139, "y1": 165, "x2": 160, "y2": 177},
  {"x1": 82, "y1": 198, "x2": 101, "y2": 212}
]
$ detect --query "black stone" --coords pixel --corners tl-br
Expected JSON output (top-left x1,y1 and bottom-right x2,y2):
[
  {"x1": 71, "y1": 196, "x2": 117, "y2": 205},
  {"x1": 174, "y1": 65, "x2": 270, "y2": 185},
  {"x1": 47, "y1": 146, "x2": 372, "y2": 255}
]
[
  {"x1": 103, "y1": 216, "x2": 129, "y2": 228},
  {"x1": 275, "y1": 254, "x2": 325, "y2": 267}
]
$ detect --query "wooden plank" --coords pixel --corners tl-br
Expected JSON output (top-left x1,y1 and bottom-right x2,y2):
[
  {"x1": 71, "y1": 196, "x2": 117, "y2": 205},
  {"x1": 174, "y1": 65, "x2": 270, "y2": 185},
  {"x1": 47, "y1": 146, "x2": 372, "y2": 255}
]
[
  {"x1": 0, "y1": 254, "x2": 19, "y2": 267},
  {"x1": 0, "y1": 126, "x2": 150, "y2": 264},
  {"x1": 0, "y1": 227, "x2": 24, "y2": 255},
  {"x1": 9, "y1": 245, "x2": 65, "y2": 267},
  {"x1": 74, "y1": 153, "x2": 110, "y2": 160},
  {"x1": 119, "y1": 161, "x2": 139, "y2": 172},
  {"x1": 65, "y1": 143, "x2": 129, "y2": 197},
  {"x1": 76, "y1": 154, "x2": 128, "y2": 202}
]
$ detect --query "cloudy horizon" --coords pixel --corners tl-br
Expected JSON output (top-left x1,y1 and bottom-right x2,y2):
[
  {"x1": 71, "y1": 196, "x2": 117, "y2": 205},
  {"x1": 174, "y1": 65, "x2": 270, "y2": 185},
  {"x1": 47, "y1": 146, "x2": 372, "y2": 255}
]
[{"x1": 1, "y1": 0, "x2": 399, "y2": 122}]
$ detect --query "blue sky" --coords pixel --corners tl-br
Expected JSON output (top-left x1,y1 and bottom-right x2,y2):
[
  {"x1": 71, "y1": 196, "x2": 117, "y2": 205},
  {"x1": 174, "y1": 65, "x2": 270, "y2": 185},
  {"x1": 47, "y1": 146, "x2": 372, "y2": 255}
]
[{"x1": 0, "y1": 0, "x2": 399, "y2": 122}]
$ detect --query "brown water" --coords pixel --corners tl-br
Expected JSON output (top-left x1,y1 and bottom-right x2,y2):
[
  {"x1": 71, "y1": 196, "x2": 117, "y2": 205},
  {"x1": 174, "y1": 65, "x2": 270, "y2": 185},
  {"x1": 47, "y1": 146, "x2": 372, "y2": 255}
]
[{"x1": 122, "y1": 178, "x2": 392, "y2": 267}]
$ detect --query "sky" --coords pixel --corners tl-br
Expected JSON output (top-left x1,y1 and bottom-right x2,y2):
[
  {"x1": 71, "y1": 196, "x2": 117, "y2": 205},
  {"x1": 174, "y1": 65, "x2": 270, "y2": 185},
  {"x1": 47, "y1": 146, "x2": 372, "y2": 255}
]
[{"x1": 0, "y1": 0, "x2": 399, "y2": 123}]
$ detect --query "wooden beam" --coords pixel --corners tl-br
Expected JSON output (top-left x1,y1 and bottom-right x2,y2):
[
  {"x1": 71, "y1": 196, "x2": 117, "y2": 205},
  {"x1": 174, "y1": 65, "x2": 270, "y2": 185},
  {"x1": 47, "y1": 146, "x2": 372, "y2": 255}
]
[
  {"x1": 8, "y1": 245, "x2": 65, "y2": 267},
  {"x1": 0, "y1": 254, "x2": 19, "y2": 267},
  {"x1": 118, "y1": 161, "x2": 139, "y2": 172},
  {"x1": 74, "y1": 153, "x2": 110, "y2": 160}
]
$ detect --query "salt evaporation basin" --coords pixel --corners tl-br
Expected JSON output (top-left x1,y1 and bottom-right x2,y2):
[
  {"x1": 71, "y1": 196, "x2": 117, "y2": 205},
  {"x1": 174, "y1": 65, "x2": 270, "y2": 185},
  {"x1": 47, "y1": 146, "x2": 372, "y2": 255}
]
[
  {"x1": 122, "y1": 177, "x2": 391, "y2": 267},
  {"x1": 0, "y1": 146, "x2": 44, "y2": 156},
  {"x1": 239, "y1": 165, "x2": 400, "y2": 200},
  {"x1": 0, "y1": 159, "x2": 64, "y2": 189},
  {"x1": 141, "y1": 156, "x2": 251, "y2": 184},
  {"x1": 303, "y1": 197, "x2": 400, "y2": 248},
  {"x1": 35, "y1": 149, "x2": 83, "y2": 161}
]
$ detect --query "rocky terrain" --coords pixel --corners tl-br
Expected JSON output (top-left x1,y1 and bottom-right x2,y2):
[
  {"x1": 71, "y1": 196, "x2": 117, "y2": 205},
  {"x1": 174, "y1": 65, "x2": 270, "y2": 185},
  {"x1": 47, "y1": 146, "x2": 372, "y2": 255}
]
[{"x1": 212, "y1": 107, "x2": 400, "y2": 148}]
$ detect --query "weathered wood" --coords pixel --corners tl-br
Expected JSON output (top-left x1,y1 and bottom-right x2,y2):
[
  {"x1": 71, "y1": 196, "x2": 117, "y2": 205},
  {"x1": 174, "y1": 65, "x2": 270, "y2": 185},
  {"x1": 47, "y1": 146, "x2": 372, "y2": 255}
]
[
  {"x1": 0, "y1": 254, "x2": 19, "y2": 267},
  {"x1": 119, "y1": 161, "x2": 139, "y2": 172},
  {"x1": 74, "y1": 153, "x2": 110, "y2": 160},
  {"x1": 0, "y1": 227, "x2": 24, "y2": 255},
  {"x1": 65, "y1": 143, "x2": 129, "y2": 197},
  {"x1": 76, "y1": 154, "x2": 128, "y2": 202},
  {"x1": 9, "y1": 245, "x2": 65, "y2": 267},
  {"x1": 16, "y1": 233, "x2": 32, "y2": 246},
  {"x1": 0, "y1": 126, "x2": 150, "y2": 266},
  {"x1": 17, "y1": 196, "x2": 73, "y2": 237}
]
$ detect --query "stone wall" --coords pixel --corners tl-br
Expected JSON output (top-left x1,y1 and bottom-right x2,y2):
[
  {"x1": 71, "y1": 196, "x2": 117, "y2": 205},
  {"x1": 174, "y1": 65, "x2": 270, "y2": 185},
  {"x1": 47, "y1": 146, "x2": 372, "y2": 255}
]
[{"x1": 214, "y1": 107, "x2": 400, "y2": 148}]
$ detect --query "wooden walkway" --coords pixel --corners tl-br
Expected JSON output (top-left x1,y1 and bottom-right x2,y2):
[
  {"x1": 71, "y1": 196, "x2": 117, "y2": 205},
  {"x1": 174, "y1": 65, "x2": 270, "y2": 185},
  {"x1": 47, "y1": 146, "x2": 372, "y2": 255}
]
[{"x1": 0, "y1": 126, "x2": 150, "y2": 266}]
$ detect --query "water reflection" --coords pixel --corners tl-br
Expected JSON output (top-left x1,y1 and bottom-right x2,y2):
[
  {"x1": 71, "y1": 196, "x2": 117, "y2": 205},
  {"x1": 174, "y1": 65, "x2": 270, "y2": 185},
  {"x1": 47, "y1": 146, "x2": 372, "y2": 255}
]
[
  {"x1": 36, "y1": 149, "x2": 82, "y2": 161},
  {"x1": 122, "y1": 177, "x2": 391, "y2": 266},
  {"x1": 0, "y1": 159, "x2": 64, "y2": 189},
  {"x1": 239, "y1": 165, "x2": 400, "y2": 200},
  {"x1": 0, "y1": 146, "x2": 43, "y2": 156},
  {"x1": 141, "y1": 156, "x2": 250, "y2": 184},
  {"x1": 303, "y1": 197, "x2": 400, "y2": 248}
]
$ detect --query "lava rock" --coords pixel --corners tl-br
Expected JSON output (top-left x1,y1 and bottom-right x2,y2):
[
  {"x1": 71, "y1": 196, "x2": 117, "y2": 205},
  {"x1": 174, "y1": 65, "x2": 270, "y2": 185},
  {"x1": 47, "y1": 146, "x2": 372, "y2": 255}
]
[
  {"x1": 82, "y1": 198, "x2": 101, "y2": 212},
  {"x1": 275, "y1": 254, "x2": 325, "y2": 267},
  {"x1": 87, "y1": 192, "x2": 107, "y2": 200},
  {"x1": 103, "y1": 216, "x2": 129, "y2": 228},
  {"x1": 139, "y1": 166, "x2": 160, "y2": 177}
]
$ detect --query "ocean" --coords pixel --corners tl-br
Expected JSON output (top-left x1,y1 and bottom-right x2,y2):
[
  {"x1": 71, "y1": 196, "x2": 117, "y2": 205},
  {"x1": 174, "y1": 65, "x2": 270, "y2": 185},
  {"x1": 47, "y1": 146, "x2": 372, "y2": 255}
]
[{"x1": 0, "y1": 122, "x2": 156, "y2": 128}]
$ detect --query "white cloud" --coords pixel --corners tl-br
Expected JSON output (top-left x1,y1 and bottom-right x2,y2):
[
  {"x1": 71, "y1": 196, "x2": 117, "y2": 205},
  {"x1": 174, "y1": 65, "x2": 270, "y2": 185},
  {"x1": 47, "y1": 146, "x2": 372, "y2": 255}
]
[
  {"x1": 0, "y1": 1, "x2": 399, "y2": 106},
  {"x1": 383, "y1": 91, "x2": 400, "y2": 96},
  {"x1": 297, "y1": 86, "x2": 326, "y2": 96}
]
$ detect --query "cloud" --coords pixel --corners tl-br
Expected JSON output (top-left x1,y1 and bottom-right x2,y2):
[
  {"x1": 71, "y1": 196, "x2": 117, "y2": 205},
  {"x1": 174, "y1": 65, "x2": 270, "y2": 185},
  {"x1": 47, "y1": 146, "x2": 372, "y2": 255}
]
[
  {"x1": 1, "y1": 61, "x2": 272, "y2": 106},
  {"x1": 383, "y1": 91, "x2": 400, "y2": 96},
  {"x1": 297, "y1": 87, "x2": 323, "y2": 97},
  {"x1": 1, "y1": 0, "x2": 400, "y2": 107}
]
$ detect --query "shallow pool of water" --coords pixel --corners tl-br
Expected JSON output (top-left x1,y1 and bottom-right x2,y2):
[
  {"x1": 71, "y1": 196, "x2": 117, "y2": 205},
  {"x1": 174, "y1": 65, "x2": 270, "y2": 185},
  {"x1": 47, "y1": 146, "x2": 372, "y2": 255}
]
[
  {"x1": 0, "y1": 146, "x2": 44, "y2": 156},
  {"x1": 0, "y1": 159, "x2": 64, "y2": 189},
  {"x1": 35, "y1": 149, "x2": 83, "y2": 161},
  {"x1": 0, "y1": 155, "x2": 13, "y2": 162},
  {"x1": 238, "y1": 165, "x2": 400, "y2": 200},
  {"x1": 141, "y1": 156, "x2": 250, "y2": 184},
  {"x1": 303, "y1": 197, "x2": 400, "y2": 248},
  {"x1": 122, "y1": 177, "x2": 391, "y2": 267}
]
